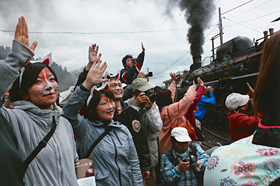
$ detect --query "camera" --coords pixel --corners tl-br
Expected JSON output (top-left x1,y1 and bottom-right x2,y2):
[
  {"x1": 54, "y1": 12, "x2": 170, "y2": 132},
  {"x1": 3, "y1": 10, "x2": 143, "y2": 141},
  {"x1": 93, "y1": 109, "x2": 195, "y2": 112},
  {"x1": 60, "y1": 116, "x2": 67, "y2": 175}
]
[
  {"x1": 143, "y1": 90, "x2": 157, "y2": 103},
  {"x1": 189, "y1": 155, "x2": 203, "y2": 174},
  {"x1": 182, "y1": 158, "x2": 190, "y2": 163}
]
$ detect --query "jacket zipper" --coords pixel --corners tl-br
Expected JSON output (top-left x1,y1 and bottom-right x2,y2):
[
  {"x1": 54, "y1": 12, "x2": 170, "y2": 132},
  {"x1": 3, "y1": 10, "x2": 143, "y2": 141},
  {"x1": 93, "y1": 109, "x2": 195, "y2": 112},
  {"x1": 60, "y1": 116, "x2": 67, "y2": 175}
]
[{"x1": 112, "y1": 131, "x2": 122, "y2": 185}]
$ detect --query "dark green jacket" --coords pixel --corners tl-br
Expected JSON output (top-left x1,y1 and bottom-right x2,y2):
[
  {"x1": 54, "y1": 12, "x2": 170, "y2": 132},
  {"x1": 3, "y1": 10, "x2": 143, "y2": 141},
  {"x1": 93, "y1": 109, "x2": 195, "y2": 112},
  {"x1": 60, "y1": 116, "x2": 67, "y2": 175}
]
[{"x1": 0, "y1": 112, "x2": 24, "y2": 185}]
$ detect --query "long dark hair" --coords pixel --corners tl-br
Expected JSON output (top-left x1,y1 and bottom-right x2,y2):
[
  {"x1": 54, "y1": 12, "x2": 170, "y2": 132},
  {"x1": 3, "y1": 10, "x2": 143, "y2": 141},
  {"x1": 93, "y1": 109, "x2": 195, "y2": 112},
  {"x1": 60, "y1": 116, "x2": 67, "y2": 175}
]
[
  {"x1": 254, "y1": 32, "x2": 280, "y2": 122},
  {"x1": 9, "y1": 63, "x2": 58, "y2": 102},
  {"x1": 83, "y1": 89, "x2": 115, "y2": 122},
  {"x1": 156, "y1": 88, "x2": 173, "y2": 112}
]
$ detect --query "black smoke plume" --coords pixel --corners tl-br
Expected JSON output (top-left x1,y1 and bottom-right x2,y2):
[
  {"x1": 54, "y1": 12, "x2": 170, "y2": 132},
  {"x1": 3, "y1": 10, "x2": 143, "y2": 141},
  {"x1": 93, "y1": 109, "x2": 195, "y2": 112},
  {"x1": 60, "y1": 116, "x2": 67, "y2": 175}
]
[{"x1": 166, "y1": 0, "x2": 216, "y2": 56}]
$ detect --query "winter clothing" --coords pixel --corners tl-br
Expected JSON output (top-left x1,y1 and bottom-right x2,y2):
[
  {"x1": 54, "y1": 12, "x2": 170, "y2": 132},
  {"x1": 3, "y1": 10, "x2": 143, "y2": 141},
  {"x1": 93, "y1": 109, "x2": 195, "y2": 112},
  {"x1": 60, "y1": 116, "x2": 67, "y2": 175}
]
[
  {"x1": 120, "y1": 52, "x2": 145, "y2": 85},
  {"x1": 228, "y1": 111, "x2": 262, "y2": 142},
  {"x1": 114, "y1": 100, "x2": 151, "y2": 172},
  {"x1": 0, "y1": 112, "x2": 24, "y2": 186},
  {"x1": 186, "y1": 85, "x2": 205, "y2": 130},
  {"x1": 0, "y1": 40, "x2": 78, "y2": 186},
  {"x1": 161, "y1": 143, "x2": 209, "y2": 186},
  {"x1": 62, "y1": 86, "x2": 143, "y2": 186},
  {"x1": 253, "y1": 120, "x2": 280, "y2": 148},
  {"x1": 126, "y1": 96, "x2": 162, "y2": 186},
  {"x1": 73, "y1": 68, "x2": 151, "y2": 172},
  {"x1": 126, "y1": 97, "x2": 163, "y2": 168},
  {"x1": 204, "y1": 135, "x2": 280, "y2": 185},
  {"x1": 158, "y1": 83, "x2": 196, "y2": 156},
  {"x1": 194, "y1": 92, "x2": 216, "y2": 122}
]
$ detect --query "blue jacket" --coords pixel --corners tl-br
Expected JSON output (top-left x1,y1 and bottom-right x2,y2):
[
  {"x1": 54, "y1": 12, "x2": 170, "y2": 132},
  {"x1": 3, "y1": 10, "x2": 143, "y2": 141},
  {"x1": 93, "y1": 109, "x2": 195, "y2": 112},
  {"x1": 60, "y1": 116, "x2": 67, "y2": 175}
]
[
  {"x1": 63, "y1": 86, "x2": 143, "y2": 186},
  {"x1": 194, "y1": 92, "x2": 216, "y2": 122}
]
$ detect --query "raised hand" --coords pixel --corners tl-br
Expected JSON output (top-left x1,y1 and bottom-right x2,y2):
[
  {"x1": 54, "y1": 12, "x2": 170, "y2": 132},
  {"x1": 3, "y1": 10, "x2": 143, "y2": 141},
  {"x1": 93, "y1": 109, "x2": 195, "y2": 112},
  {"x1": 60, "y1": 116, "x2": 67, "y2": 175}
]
[
  {"x1": 170, "y1": 73, "x2": 179, "y2": 83},
  {"x1": 83, "y1": 61, "x2": 108, "y2": 90},
  {"x1": 141, "y1": 43, "x2": 145, "y2": 52},
  {"x1": 14, "y1": 16, "x2": 37, "y2": 52},
  {"x1": 247, "y1": 82, "x2": 254, "y2": 96},
  {"x1": 86, "y1": 44, "x2": 102, "y2": 70},
  {"x1": 197, "y1": 77, "x2": 204, "y2": 86},
  {"x1": 138, "y1": 72, "x2": 146, "y2": 78}
]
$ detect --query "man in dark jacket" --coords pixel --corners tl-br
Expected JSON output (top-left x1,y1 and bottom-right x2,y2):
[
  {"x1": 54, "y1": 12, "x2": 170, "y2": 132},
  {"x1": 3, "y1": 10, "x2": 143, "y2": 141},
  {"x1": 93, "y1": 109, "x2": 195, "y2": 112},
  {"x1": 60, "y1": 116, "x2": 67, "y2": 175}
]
[
  {"x1": 120, "y1": 43, "x2": 145, "y2": 101},
  {"x1": 108, "y1": 76, "x2": 151, "y2": 180}
]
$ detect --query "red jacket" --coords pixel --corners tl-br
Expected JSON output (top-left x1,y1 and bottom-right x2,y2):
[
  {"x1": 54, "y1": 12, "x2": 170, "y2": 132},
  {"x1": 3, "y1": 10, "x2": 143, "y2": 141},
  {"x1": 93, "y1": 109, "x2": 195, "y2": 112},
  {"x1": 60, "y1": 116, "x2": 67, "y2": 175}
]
[
  {"x1": 186, "y1": 85, "x2": 205, "y2": 129},
  {"x1": 228, "y1": 112, "x2": 262, "y2": 142}
]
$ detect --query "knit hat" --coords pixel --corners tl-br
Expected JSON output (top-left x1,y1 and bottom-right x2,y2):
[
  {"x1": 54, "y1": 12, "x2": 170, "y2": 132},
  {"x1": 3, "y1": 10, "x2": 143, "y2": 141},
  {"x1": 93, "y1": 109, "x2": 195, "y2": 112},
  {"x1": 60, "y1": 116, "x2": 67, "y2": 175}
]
[
  {"x1": 171, "y1": 127, "x2": 192, "y2": 142},
  {"x1": 131, "y1": 78, "x2": 155, "y2": 92},
  {"x1": 225, "y1": 93, "x2": 249, "y2": 110}
]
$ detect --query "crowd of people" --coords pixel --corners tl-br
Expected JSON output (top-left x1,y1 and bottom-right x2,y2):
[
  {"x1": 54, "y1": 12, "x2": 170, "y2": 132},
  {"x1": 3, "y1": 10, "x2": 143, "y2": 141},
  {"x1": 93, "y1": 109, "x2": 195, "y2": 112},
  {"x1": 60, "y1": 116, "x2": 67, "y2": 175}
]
[{"x1": 1, "y1": 16, "x2": 280, "y2": 186}]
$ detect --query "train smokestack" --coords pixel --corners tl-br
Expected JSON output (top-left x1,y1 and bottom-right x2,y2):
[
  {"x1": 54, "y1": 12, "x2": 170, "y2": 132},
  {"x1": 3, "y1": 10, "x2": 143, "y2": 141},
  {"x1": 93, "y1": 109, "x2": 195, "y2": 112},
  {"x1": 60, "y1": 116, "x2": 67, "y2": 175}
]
[
  {"x1": 192, "y1": 55, "x2": 201, "y2": 70},
  {"x1": 269, "y1": 28, "x2": 274, "y2": 36},
  {"x1": 263, "y1": 30, "x2": 268, "y2": 41}
]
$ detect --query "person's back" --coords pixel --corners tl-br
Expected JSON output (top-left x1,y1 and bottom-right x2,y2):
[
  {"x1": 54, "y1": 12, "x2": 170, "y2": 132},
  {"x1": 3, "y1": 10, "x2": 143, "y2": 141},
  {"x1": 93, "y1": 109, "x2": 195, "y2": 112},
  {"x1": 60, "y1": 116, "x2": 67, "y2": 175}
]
[
  {"x1": 194, "y1": 87, "x2": 216, "y2": 128},
  {"x1": 228, "y1": 111, "x2": 261, "y2": 142},
  {"x1": 0, "y1": 113, "x2": 24, "y2": 186}
]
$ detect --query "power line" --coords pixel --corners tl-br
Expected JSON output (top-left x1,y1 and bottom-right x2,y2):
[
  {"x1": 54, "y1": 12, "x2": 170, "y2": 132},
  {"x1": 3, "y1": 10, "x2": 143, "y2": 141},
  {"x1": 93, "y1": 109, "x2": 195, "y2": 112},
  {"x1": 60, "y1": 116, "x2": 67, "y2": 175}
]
[
  {"x1": 0, "y1": 28, "x2": 188, "y2": 35},
  {"x1": 153, "y1": 26, "x2": 220, "y2": 77},
  {"x1": 226, "y1": 13, "x2": 264, "y2": 30},
  {"x1": 225, "y1": 18, "x2": 260, "y2": 32},
  {"x1": 237, "y1": 0, "x2": 272, "y2": 16},
  {"x1": 225, "y1": 10, "x2": 280, "y2": 27},
  {"x1": 153, "y1": 51, "x2": 190, "y2": 76},
  {"x1": 222, "y1": 0, "x2": 254, "y2": 15}
]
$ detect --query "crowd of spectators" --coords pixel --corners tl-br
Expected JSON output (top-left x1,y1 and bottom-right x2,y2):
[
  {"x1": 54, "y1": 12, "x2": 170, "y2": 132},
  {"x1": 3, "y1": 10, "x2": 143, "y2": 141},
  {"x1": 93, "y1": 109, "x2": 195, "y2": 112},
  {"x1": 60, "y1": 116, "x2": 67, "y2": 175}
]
[{"x1": 1, "y1": 16, "x2": 280, "y2": 186}]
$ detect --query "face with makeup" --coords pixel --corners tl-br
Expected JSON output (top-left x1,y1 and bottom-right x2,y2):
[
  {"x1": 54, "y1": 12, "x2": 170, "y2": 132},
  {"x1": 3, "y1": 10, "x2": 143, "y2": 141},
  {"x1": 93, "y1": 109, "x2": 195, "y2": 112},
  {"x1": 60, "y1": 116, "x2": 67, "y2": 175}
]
[
  {"x1": 96, "y1": 94, "x2": 115, "y2": 121},
  {"x1": 25, "y1": 67, "x2": 58, "y2": 109},
  {"x1": 108, "y1": 79, "x2": 123, "y2": 100}
]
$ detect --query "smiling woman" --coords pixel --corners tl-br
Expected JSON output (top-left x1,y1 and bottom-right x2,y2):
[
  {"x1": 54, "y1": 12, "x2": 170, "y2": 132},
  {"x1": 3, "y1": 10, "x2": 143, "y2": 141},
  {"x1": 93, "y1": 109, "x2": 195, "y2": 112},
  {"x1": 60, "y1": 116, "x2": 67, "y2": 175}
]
[
  {"x1": 10, "y1": 64, "x2": 59, "y2": 110},
  {"x1": 0, "y1": 17, "x2": 78, "y2": 185},
  {"x1": 62, "y1": 61, "x2": 143, "y2": 186}
]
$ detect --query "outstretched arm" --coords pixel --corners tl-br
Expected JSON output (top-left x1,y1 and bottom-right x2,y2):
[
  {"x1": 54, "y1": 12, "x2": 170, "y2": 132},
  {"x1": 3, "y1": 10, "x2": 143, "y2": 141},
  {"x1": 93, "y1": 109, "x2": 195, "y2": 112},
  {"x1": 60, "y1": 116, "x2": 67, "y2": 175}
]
[
  {"x1": 75, "y1": 44, "x2": 102, "y2": 89},
  {"x1": 63, "y1": 61, "x2": 108, "y2": 140},
  {"x1": 0, "y1": 17, "x2": 37, "y2": 102}
]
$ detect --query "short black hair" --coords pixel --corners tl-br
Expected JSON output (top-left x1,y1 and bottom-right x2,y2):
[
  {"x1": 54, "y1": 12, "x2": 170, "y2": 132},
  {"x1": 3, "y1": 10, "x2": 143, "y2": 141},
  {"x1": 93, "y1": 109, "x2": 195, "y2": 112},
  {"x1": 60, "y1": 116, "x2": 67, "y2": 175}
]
[
  {"x1": 175, "y1": 88, "x2": 187, "y2": 102},
  {"x1": 122, "y1": 54, "x2": 132, "y2": 67},
  {"x1": 83, "y1": 89, "x2": 115, "y2": 122},
  {"x1": 9, "y1": 63, "x2": 58, "y2": 102}
]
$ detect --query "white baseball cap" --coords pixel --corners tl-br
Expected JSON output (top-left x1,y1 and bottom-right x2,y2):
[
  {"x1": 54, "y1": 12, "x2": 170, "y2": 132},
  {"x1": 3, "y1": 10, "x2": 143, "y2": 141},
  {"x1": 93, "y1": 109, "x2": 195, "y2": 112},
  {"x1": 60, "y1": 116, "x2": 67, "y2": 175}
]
[
  {"x1": 171, "y1": 127, "x2": 192, "y2": 142},
  {"x1": 225, "y1": 93, "x2": 249, "y2": 110}
]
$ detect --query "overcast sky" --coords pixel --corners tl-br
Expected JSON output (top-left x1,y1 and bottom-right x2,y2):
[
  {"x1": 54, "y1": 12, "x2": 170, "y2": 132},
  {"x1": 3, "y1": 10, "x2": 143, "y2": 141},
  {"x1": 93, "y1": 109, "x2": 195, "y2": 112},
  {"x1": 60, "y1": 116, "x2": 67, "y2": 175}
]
[{"x1": 0, "y1": 0, "x2": 279, "y2": 86}]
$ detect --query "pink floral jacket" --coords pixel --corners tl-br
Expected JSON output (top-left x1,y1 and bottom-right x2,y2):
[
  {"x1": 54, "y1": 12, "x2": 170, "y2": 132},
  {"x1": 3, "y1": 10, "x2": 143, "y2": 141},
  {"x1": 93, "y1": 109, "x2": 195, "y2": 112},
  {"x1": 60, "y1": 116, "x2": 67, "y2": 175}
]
[{"x1": 204, "y1": 135, "x2": 280, "y2": 185}]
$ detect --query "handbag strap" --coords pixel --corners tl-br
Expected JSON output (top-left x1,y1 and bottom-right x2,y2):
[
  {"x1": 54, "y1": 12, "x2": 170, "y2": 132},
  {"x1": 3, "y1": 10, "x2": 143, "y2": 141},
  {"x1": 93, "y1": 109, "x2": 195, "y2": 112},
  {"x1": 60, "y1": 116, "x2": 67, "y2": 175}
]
[
  {"x1": 84, "y1": 126, "x2": 113, "y2": 158},
  {"x1": 23, "y1": 115, "x2": 57, "y2": 170}
]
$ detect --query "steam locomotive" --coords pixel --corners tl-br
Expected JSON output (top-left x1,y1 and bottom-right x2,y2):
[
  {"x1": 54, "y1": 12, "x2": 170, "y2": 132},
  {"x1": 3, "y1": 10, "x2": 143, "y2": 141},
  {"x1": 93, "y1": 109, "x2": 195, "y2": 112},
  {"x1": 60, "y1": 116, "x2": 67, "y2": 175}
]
[{"x1": 183, "y1": 28, "x2": 276, "y2": 127}]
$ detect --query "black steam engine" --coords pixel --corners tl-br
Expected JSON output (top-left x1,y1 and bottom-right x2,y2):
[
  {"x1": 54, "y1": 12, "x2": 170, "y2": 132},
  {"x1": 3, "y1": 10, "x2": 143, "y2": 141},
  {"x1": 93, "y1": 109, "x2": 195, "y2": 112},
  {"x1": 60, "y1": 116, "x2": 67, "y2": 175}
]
[{"x1": 184, "y1": 29, "x2": 276, "y2": 127}]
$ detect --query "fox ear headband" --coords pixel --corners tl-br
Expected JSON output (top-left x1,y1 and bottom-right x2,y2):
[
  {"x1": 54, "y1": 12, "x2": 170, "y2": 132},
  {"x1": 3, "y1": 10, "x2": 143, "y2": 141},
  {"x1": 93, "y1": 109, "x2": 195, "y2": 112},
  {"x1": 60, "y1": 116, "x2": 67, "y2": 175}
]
[
  {"x1": 103, "y1": 70, "x2": 120, "y2": 80},
  {"x1": 86, "y1": 83, "x2": 109, "y2": 106},
  {"x1": 86, "y1": 70, "x2": 121, "y2": 106},
  {"x1": 19, "y1": 53, "x2": 52, "y2": 88}
]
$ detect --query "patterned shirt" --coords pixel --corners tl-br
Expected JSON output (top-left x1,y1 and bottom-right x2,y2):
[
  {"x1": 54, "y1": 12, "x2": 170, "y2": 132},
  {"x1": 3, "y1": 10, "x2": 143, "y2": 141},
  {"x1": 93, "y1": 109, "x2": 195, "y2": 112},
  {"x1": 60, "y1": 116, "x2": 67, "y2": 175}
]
[{"x1": 160, "y1": 143, "x2": 209, "y2": 186}]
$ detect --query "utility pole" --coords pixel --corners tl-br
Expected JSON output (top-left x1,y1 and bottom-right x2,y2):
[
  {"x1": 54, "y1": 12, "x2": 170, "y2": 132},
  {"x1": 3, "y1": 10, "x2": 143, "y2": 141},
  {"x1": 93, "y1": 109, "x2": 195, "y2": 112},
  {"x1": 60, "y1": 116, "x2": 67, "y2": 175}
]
[{"x1": 218, "y1": 7, "x2": 223, "y2": 45}]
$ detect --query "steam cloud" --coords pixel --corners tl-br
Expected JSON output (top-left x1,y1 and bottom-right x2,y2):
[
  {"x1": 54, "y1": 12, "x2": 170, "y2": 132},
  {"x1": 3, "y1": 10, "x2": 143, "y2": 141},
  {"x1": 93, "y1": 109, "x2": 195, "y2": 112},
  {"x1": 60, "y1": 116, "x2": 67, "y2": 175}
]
[{"x1": 166, "y1": 0, "x2": 216, "y2": 56}]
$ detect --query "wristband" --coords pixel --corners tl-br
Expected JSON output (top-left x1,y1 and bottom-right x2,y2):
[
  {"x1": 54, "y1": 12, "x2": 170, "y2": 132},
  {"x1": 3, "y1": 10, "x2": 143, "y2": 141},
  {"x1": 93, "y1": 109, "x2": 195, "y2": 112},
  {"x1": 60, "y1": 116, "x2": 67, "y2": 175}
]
[{"x1": 80, "y1": 84, "x2": 90, "y2": 92}]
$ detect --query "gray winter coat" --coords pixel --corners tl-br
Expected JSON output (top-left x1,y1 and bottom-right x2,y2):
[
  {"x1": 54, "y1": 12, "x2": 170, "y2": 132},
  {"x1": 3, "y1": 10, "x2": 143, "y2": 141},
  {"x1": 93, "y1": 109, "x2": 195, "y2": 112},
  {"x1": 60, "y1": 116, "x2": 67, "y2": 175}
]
[
  {"x1": 0, "y1": 40, "x2": 78, "y2": 186},
  {"x1": 62, "y1": 86, "x2": 143, "y2": 186}
]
